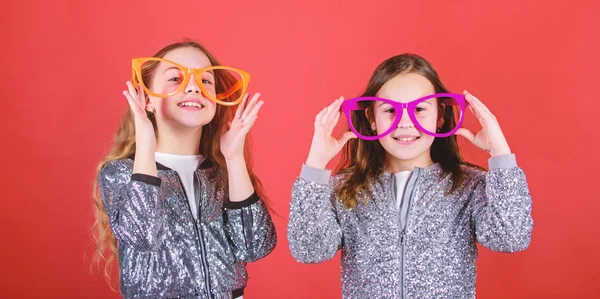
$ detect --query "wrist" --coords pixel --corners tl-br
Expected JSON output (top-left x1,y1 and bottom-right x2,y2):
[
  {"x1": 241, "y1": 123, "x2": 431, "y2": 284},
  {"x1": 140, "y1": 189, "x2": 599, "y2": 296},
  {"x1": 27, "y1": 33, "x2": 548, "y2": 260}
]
[
  {"x1": 490, "y1": 146, "x2": 511, "y2": 157},
  {"x1": 132, "y1": 151, "x2": 158, "y2": 176},
  {"x1": 225, "y1": 155, "x2": 246, "y2": 165},
  {"x1": 135, "y1": 149, "x2": 154, "y2": 157},
  {"x1": 306, "y1": 155, "x2": 328, "y2": 169}
]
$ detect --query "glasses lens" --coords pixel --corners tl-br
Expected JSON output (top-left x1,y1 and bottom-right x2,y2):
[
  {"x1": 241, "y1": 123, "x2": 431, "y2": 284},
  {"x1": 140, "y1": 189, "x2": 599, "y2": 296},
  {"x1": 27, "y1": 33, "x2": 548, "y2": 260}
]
[
  {"x1": 347, "y1": 98, "x2": 391, "y2": 138},
  {"x1": 138, "y1": 59, "x2": 185, "y2": 97},
  {"x1": 415, "y1": 95, "x2": 462, "y2": 136},
  {"x1": 206, "y1": 68, "x2": 245, "y2": 104}
]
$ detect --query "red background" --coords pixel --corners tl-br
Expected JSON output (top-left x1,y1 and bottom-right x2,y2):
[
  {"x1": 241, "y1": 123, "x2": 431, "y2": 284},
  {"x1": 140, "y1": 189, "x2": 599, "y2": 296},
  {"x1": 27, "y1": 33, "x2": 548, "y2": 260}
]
[{"x1": 2, "y1": 0, "x2": 599, "y2": 298}]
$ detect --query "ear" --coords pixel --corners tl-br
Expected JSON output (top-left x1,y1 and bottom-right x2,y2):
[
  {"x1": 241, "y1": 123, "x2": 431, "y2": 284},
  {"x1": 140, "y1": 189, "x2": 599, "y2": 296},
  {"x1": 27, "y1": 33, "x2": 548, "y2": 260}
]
[
  {"x1": 145, "y1": 96, "x2": 155, "y2": 113},
  {"x1": 436, "y1": 103, "x2": 446, "y2": 130},
  {"x1": 365, "y1": 107, "x2": 376, "y2": 131}
]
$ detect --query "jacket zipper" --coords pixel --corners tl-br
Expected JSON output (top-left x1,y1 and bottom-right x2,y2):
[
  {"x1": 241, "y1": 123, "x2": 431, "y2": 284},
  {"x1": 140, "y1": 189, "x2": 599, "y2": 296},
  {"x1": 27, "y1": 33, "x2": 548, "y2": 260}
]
[
  {"x1": 195, "y1": 172, "x2": 213, "y2": 298},
  {"x1": 400, "y1": 168, "x2": 420, "y2": 299},
  {"x1": 175, "y1": 173, "x2": 213, "y2": 298}
]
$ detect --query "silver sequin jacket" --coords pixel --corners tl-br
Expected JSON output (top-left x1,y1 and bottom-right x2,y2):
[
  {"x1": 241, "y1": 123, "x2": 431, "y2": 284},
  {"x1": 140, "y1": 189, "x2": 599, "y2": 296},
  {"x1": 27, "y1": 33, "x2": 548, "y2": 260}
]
[
  {"x1": 98, "y1": 157, "x2": 277, "y2": 299},
  {"x1": 288, "y1": 154, "x2": 533, "y2": 298}
]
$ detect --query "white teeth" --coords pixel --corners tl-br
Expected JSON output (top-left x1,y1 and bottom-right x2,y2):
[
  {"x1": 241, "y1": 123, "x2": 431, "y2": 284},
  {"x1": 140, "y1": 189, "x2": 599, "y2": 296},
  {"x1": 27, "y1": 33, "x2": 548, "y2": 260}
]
[
  {"x1": 394, "y1": 137, "x2": 418, "y2": 142},
  {"x1": 178, "y1": 102, "x2": 203, "y2": 108}
]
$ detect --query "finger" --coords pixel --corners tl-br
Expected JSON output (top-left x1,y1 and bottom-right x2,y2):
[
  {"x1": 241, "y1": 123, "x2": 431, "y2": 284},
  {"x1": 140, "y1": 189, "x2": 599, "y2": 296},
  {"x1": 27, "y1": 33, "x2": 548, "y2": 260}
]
[
  {"x1": 322, "y1": 97, "x2": 343, "y2": 125},
  {"x1": 241, "y1": 93, "x2": 260, "y2": 120},
  {"x1": 455, "y1": 128, "x2": 476, "y2": 144},
  {"x1": 337, "y1": 131, "x2": 357, "y2": 146},
  {"x1": 136, "y1": 84, "x2": 147, "y2": 109},
  {"x1": 465, "y1": 91, "x2": 490, "y2": 112},
  {"x1": 126, "y1": 81, "x2": 138, "y2": 99},
  {"x1": 315, "y1": 107, "x2": 328, "y2": 125},
  {"x1": 235, "y1": 93, "x2": 250, "y2": 119},
  {"x1": 315, "y1": 97, "x2": 340, "y2": 126},
  {"x1": 327, "y1": 111, "x2": 341, "y2": 135},
  {"x1": 126, "y1": 81, "x2": 142, "y2": 107},
  {"x1": 240, "y1": 115, "x2": 258, "y2": 133},
  {"x1": 464, "y1": 90, "x2": 490, "y2": 115},
  {"x1": 464, "y1": 93, "x2": 487, "y2": 123},
  {"x1": 329, "y1": 97, "x2": 344, "y2": 115},
  {"x1": 466, "y1": 104, "x2": 479, "y2": 119},
  {"x1": 463, "y1": 90, "x2": 481, "y2": 115},
  {"x1": 123, "y1": 90, "x2": 143, "y2": 117},
  {"x1": 320, "y1": 98, "x2": 340, "y2": 125},
  {"x1": 242, "y1": 100, "x2": 264, "y2": 121}
]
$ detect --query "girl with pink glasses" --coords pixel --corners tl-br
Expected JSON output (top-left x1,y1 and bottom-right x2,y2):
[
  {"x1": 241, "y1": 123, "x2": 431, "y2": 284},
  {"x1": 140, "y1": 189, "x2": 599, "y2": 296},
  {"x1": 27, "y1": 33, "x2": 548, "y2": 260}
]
[{"x1": 288, "y1": 53, "x2": 533, "y2": 298}]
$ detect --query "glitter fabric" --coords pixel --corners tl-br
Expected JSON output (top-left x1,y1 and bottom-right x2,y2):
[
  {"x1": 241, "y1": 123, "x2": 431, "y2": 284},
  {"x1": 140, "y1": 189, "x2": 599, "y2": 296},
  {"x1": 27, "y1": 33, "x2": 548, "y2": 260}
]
[
  {"x1": 98, "y1": 158, "x2": 277, "y2": 299},
  {"x1": 288, "y1": 154, "x2": 533, "y2": 299}
]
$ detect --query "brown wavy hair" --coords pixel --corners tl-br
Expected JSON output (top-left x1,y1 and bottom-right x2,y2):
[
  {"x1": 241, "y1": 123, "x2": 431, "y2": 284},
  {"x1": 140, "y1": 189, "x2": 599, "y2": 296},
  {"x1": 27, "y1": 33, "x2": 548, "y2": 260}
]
[
  {"x1": 336, "y1": 53, "x2": 480, "y2": 209},
  {"x1": 90, "y1": 40, "x2": 266, "y2": 288}
]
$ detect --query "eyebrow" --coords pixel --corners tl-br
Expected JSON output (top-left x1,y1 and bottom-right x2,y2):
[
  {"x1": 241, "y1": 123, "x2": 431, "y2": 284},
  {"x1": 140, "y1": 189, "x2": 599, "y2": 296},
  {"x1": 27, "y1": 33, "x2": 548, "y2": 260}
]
[
  {"x1": 162, "y1": 66, "x2": 181, "y2": 74},
  {"x1": 376, "y1": 98, "x2": 434, "y2": 107},
  {"x1": 161, "y1": 66, "x2": 215, "y2": 76}
]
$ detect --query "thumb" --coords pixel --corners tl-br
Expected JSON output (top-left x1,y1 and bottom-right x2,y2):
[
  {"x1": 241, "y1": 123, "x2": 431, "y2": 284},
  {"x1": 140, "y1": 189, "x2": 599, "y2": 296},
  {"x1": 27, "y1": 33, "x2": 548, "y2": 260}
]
[
  {"x1": 455, "y1": 128, "x2": 476, "y2": 144},
  {"x1": 337, "y1": 131, "x2": 357, "y2": 146}
]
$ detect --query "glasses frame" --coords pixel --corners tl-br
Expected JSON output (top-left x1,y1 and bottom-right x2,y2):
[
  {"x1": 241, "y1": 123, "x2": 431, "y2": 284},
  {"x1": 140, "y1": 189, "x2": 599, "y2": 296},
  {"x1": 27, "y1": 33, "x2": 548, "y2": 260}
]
[
  {"x1": 131, "y1": 57, "x2": 251, "y2": 106},
  {"x1": 340, "y1": 93, "x2": 467, "y2": 140}
]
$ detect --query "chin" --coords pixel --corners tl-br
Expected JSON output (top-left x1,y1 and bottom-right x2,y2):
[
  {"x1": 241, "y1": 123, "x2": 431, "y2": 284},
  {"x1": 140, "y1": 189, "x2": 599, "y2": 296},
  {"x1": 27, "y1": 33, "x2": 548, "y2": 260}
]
[
  {"x1": 388, "y1": 151, "x2": 423, "y2": 161},
  {"x1": 381, "y1": 141, "x2": 431, "y2": 162},
  {"x1": 181, "y1": 120, "x2": 212, "y2": 129}
]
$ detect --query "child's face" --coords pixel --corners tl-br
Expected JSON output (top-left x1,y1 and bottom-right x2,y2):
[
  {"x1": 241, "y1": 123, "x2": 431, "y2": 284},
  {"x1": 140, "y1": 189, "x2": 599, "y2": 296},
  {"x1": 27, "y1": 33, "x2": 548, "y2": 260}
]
[
  {"x1": 147, "y1": 47, "x2": 218, "y2": 131},
  {"x1": 374, "y1": 73, "x2": 439, "y2": 166}
]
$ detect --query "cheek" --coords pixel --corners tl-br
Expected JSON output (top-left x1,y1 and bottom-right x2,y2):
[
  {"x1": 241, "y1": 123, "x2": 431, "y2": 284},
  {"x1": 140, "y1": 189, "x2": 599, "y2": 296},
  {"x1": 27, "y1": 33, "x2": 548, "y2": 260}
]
[
  {"x1": 420, "y1": 134, "x2": 436, "y2": 144},
  {"x1": 421, "y1": 116, "x2": 438, "y2": 129},
  {"x1": 153, "y1": 82, "x2": 172, "y2": 94},
  {"x1": 163, "y1": 84, "x2": 181, "y2": 94},
  {"x1": 206, "y1": 101, "x2": 217, "y2": 112},
  {"x1": 153, "y1": 96, "x2": 178, "y2": 112},
  {"x1": 374, "y1": 112, "x2": 394, "y2": 129},
  {"x1": 152, "y1": 76, "x2": 183, "y2": 95},
  {"x1": 414, "y1": 111, "x2": 439, "y2": 130},
  {"x1": 204, "y1": 83, "x2": 217, "y2": 96}
]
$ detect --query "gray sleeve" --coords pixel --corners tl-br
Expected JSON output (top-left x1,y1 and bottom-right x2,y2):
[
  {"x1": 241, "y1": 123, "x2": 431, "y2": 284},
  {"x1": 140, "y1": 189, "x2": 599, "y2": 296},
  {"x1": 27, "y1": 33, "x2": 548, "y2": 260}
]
[
  {"x1": 97, "y1": 161, "x2": 166, "y2": 251},
  {"x1": 287, "y1": 164, "x2": 342, "y2": 264},
  {"x1": 471, "y1": 154, "x2": 534, "y2": 252},
  {"x1": 224, "y1": 193, "x2": 277, "y2": 262}
]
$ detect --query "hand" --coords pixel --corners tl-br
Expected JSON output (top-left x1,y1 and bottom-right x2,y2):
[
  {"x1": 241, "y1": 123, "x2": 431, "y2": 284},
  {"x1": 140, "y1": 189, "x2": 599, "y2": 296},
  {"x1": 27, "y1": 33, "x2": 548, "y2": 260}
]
[
  {"x1": 220, "y1": 93, "x2": 263, "y2": 161},
  {"x1": 306, "y1": 97, "x2": 357, "y2": 169},
  {"x1": 455, "y1": 90, "x2": 511, "y2": 157},
  {"x1": 123, "y1": 81, "x2": 156, "y2": 154}
]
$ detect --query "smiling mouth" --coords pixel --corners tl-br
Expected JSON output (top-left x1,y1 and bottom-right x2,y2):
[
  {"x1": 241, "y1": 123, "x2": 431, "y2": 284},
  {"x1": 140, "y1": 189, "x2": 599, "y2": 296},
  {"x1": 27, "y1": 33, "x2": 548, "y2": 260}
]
[
  {"x1": 178, "y1": 101, "x2": 205, "y2": 108},
  {"x1": 393, "y1": 136, "x2": 420, "y2": 142}
]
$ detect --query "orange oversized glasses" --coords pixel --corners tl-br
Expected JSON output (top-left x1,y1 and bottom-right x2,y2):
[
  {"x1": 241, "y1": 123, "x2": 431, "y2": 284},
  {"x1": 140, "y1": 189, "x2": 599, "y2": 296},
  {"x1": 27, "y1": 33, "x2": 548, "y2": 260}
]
[{"x1": 132, "y1": 57, "x2": 250, "y2": 106}]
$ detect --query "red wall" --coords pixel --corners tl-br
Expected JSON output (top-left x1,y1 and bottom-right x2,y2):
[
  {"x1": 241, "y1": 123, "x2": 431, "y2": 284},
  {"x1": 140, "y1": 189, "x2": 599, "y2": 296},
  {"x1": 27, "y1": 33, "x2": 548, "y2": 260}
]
[{"x1": 1, "y1": 0, "x2": 599, "y2": 298}]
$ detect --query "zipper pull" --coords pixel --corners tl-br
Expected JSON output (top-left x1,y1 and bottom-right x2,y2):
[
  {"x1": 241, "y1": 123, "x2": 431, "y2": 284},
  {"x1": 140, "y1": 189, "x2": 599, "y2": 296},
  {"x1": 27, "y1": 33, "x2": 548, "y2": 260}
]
[{"x1": 400, "y1": 230, "x2": 406, "y2": 245}]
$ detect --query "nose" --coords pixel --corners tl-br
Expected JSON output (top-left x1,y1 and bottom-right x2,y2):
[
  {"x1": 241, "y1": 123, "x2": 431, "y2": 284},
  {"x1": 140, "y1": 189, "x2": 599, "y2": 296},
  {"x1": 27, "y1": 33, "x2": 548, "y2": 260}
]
[
  {"x1": 397, "y1": 107, "x2": 414, "y2": 128},
  {"x1": 185, "y1": 74, "x2": 200, "y2": 94}
]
